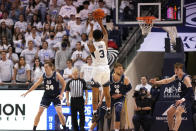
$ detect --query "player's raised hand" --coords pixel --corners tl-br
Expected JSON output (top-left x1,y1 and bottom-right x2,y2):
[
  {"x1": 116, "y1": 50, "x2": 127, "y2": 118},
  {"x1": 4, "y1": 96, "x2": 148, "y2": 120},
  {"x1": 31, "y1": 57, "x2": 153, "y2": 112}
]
[
  {"x1": 149, "y1": 78, "x2": 156, "y2": 84},
  {"x1": 57, "y1": 94, "x2": 63, "y2": 100},
  {"x1": 90, "y1": 22, "x2": 94, "y2": 28},
  {"x1": 21, "y1": 92, "x2": 28, "y2": 97},
  {"x1": 97, "y1": 18, "x2": 103, "y2": 25}
]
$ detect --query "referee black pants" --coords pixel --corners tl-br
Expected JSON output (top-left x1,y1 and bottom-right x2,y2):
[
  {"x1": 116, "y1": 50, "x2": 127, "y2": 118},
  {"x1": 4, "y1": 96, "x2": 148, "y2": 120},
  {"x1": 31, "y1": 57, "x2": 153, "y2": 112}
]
[{"x1": 71, "y1": 97, "x2": 85, "y2": 131}]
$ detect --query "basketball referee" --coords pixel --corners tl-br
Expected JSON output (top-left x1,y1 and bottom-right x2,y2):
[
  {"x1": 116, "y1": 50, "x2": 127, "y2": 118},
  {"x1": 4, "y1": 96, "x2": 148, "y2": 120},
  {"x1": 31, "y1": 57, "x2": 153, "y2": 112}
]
[{"x1": 66, "y1": 68, "x2": 88, "y2": 131}]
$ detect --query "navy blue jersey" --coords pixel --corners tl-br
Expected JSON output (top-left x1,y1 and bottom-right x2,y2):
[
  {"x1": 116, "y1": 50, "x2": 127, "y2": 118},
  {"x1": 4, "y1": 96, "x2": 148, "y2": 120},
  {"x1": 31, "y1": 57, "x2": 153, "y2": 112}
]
[
  {"x1": 43, "y1": 72, "x2": 60, "y2": 98},
  {"x1": 175, "y1": 74, "x2": 194, "y2": 100},
  {"x1": 110, "y1": 74, "x2": 126, "y2": 102}
]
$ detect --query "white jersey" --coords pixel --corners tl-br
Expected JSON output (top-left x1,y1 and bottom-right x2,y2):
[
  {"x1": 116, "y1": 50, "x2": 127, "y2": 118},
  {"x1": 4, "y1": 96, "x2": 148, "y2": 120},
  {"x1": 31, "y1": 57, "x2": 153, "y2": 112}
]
[{"x1": 92, "y1": 41, "x2": 108, "y2": 66}]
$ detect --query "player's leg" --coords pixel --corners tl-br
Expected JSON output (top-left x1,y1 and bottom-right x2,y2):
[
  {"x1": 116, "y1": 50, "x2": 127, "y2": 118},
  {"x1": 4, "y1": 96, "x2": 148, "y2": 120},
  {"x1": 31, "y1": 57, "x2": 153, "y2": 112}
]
[
  {"x1": 55, "y1": 106, "x2": 66, "y2": 129},
  {"x1": 167, "y1": 104, "x2": 177, "y2": 130},
  {"x1": 173, "y1": 105, "x2": 185, "y2": 131},
  {"x1": 33, "y1": 106, "x2": 45, "y2": 131},
  {"x1": 114, "y1": 102, "x2": 123, "y2": 131},
  {"x1": 54, "y1": 98, "x2": 66, "y2": 130},
  {"x1": 101, "y1": 66, "x2": 111, "y2": 118}
]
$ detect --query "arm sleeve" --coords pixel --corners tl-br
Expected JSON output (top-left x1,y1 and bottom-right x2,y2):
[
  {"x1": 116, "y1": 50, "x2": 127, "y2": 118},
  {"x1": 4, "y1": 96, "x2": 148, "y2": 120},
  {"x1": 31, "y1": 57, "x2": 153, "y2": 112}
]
[
  {"x1": 122, "y1": 83, "x2": 132, "y2": 95},
  {"x1": 183, "y1": 87, "x2": 194, "y2": 101}
]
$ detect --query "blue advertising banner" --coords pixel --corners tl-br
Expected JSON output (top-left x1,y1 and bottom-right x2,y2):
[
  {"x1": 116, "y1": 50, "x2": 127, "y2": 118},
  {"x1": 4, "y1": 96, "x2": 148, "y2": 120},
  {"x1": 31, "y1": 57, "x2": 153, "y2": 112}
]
[
  {"x1": 151, "y1": 101, "x2": 194, "y2": 131},
  {"x1": 46, "y1": 90, "x2": 94, "y2": 130}
]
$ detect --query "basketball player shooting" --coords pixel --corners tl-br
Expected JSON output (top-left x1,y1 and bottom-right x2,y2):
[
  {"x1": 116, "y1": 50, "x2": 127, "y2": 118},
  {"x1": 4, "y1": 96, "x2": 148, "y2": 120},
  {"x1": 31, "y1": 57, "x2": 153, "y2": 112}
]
[
  {"x1": 87, "y1": 18, "x2": 111, "y2": 122},
  {"x1": 21, "y1": 62, "x2": 67, "y2": 131},
  {"x1": 150, "y1": 63, "x2": 194, "y2": 131}
]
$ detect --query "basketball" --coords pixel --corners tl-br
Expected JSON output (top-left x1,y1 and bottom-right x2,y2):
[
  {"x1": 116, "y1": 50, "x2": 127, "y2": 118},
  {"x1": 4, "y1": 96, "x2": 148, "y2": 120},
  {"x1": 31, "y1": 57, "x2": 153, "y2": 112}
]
[{"x1": 92, "y1": 9, "x2": 105, "y2": 20}]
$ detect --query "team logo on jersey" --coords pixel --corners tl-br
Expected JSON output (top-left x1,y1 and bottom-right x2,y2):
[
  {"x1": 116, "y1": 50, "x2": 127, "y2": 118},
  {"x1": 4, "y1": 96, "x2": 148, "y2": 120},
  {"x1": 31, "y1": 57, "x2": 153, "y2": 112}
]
[
  {"x1": 114, "y1": 85, "x2": 120, "y2": 94},
  {"x1": 47, "y1": 80, "x2": 51, "y2": 85}
]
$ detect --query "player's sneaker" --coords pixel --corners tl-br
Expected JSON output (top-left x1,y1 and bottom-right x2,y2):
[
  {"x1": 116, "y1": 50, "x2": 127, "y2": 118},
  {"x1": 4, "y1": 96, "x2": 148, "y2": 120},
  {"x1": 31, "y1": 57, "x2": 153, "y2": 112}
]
[
  {"x1": 92, "y1": 112, "x2": 98, "y2": 123},
  {"x1": 105, "y1": 109, "x2": 111, "y2": 119}
]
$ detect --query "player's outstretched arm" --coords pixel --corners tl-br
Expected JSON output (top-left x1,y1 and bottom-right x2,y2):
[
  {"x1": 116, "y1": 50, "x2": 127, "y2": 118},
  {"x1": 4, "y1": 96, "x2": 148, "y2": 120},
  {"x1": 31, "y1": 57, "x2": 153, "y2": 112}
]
[
  {"x1": 21, "y1": 76, "x2": 43, "y2": 97},
  {"x1": 56, "y1": 72, "x2": 66, "y2": 100},
  {"x1": 87, "y1": 23, "x2": 96, "y2": 53},
  {"x1": 150, "y1": 75, "x2": 176, "y2": 85},
  {"x1": 97, "y1": 18, "x2": 108, "y2": 49}
]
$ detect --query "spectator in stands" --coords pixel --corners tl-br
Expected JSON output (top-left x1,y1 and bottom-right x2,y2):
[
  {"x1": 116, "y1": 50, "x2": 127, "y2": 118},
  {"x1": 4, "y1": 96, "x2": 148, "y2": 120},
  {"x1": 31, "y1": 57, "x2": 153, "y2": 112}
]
[
  {"x1": 88, "y1": 0, "x2": 99, "y2": 12},
  {"x1": 71, "y1": 41, "x2": 88, "y2": 70},
  {"x1": 0, "y1": 50, "x2": 13, "y2": 83},
  {"x1": 41, "y1": 23, "x2": 50, "y2": 41},
  {"x1": 98, "y1": 0, "x2": 110, "y2": 25},
  {"x1": 55, "y1": 24, "x2": 67, "y2": 43},
  {"x1": 0, "y1": 11, "x2": 14, "y2": 29},
  {"x1": 132, "y1": 87, "x2": 153, "y2": 131},
  {"x1": 59, "y1": 0, "x2": 77, "y2": 20},
  {"x1": 26, "y1": 26, "x2": 41, "y2": 48},
  {"x1": 0, "y1": 4, "x2": 6, "y2": 19},
  {"x1": 14, "y1": 14, "x2": 28, "y2": 33},
  {"x1": 0, "y1": 22, "x2": 12, "y2": 43},
  {"x1": 20, "y1": 40, "x2": 38, "y2": 69},
  {"x1": 49, "y1": 0, "x2": 60, "y2": 19},
  {"x1": 85, "y1": 12, "x2": 101, "y2": 34},
  {"x1": 25, "y1": 0, "x2": 37, "y2": 23},
  {"x1": 31, "y1": 14, "x2": 43, "y2": 32},
  {"x1": 55, "y1": 40, "x2": 71, "y2": 74},
  {"x1": 67, "y1": 14, "x2": 76, "y2": 30},
  {"x1": 13, "y1": 27, "x2": 21, "y2": 41},
  {"x1": 46, "y1": 30, "x2": 58, "y2": 56},
  {"x1": 79, "y1": 1, "x2": 90, "y2": 21},
  {"x1": 63, "y1": 59, "x2": 73, "y2": 83},
  {"x1": 35, "y1": 0, "x2": 47, "y2": 23},
  {"x1": 81, "y1": 33, "x2": 90, "y2": 54},
  {"x1": 31, "y1": 57, "x2": 44, "y2": 83},
  {"x1": 25, "y1": 24, "x2": 32, "y2": 39},
  {"x1": 55, "y1": 15, "x2": 67, "y2": 30},
  {"x1": 44, "y1": 14, "x2": 55, "y2": 28},
  {"x1": 6, "y1": 46, "x2": 19, "y2": 64},
  {"x1": 80, "y1": 55, "x2": 93, "y2": 89},
  {"x1": 69, "y1": 14, "x2": 84, "y2": 50},
  {"x1": 13, "y1": 33, "x2": 25, "y2": 56},
  {"x1": 9, "y1": 2, "x2": 21, "y2": 23},
  {"x1": 135, "y1": 76, "x2": 152, "y2": 94},
  {"x1": 0, "y1": 36, "x2": 11, "y2": 53},
  {"x1": 13, "y1": 56, "x2": 31, "y2": 84},
  {"x1": 38, "y1": 41, "x2": 54, "y2": 65}
]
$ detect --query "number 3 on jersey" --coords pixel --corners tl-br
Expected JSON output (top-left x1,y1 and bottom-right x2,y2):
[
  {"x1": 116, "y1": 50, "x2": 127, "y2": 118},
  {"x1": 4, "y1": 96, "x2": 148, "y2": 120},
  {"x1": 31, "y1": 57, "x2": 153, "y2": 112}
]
[
  {"x1": 46, "y1": 85, "x2": 54, "y2": 90},
  {"x1": 99, "y1": 50, "x2": 105, "y2": 58}
]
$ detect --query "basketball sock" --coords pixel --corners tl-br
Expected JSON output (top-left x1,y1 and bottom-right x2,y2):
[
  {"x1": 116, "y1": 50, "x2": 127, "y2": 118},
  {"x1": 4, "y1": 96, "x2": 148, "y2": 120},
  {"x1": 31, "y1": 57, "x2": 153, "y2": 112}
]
[
  {"x1": 93, "y1": 110, "x2": 97, "y2": 115},
  {"x1": 62, "y1": 125, "x2": 66, "y2": 130},
  {"x1": 33, "y1": 126, "x2": 37, "y2": 131}
]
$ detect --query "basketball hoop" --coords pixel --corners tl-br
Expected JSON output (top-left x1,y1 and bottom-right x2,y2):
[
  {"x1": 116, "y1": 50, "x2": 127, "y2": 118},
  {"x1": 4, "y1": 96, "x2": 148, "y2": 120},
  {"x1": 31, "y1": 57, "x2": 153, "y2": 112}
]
[{"x1": 137, "y1": 16, "x2": 156, "y2": 35}]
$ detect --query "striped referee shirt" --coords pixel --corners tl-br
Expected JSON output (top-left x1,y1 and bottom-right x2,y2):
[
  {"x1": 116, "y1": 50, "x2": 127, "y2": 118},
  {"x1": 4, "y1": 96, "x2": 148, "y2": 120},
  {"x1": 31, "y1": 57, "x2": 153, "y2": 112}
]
[{"x1": 66, "y1": 78, "x2": 87, "y2": 98}]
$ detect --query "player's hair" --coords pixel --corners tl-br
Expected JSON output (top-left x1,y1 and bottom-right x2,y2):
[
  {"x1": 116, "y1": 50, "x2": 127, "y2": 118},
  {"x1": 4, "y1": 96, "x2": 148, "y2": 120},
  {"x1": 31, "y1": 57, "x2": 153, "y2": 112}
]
[
  {"x1": 93, "y1": 29, "x2": 103, "y2": 41},
  {"x1": 44, "y1": 61, "x2": 54, "y2": 68},
  {"x1": 174, "y1": 63, "x2": 184, "y2": 69},
  {"x1": 114, "y1": 63, "x2": 123, "y2": 68}
]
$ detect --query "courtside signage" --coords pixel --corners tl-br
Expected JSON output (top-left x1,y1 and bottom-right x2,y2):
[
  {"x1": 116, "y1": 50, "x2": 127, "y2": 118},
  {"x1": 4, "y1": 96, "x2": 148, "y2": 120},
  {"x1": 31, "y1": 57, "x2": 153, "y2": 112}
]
[{"x1": 0, "y1": 90, "x2": 47, "y2": 130}]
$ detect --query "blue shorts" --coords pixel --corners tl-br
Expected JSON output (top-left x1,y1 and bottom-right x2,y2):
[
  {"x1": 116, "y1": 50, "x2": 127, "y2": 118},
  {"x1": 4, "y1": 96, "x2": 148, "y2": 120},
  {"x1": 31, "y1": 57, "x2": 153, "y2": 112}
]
[{"x1": 40, "y1": 97, "x2": 61, "y2": 108}]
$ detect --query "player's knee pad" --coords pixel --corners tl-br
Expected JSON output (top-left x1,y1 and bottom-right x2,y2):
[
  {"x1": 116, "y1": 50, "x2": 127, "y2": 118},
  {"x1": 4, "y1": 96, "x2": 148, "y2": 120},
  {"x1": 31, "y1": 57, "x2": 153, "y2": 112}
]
[{"x1": 115, "y1": 103, "x2": 123, "y2": 122}]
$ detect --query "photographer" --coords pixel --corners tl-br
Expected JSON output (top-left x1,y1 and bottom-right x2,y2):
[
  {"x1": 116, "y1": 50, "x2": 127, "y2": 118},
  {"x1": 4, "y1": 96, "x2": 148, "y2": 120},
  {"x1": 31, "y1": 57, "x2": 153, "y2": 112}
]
[{"x1": 132, "y1": 87, "x2": 153, "y2": 131}]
